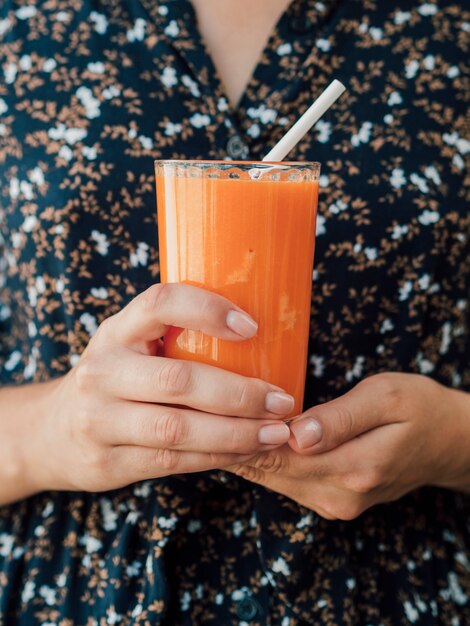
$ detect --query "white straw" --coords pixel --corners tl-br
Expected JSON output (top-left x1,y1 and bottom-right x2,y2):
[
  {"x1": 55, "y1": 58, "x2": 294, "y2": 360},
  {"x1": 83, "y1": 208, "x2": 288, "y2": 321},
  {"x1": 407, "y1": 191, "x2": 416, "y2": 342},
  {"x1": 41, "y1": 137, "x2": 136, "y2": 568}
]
[{"x1": 262, "y1": 79, "x2": 346, "y2": 162}]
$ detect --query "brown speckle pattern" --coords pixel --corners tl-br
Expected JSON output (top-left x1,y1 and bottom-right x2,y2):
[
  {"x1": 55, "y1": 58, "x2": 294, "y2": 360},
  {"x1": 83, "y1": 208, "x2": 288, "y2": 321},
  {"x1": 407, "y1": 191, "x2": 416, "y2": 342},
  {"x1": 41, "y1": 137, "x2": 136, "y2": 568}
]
[{"x1": 0, "y1": 0, "x2": 469, "y2": 624}]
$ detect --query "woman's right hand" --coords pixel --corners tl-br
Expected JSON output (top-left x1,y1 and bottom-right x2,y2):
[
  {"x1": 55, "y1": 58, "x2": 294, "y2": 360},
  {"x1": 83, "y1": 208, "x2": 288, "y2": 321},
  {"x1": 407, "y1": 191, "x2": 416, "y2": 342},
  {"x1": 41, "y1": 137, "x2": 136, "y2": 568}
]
[{"x1": 27, "y1": 283, "x2": 293, "y2": 494}]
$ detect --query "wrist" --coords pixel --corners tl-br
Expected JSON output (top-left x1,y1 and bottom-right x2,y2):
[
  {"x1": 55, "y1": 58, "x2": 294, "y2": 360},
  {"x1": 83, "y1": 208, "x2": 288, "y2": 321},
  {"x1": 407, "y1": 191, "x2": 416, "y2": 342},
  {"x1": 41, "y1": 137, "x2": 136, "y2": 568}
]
[
  {"x1": 0, "y1": 378, "x2": 61, "y2": 505},
  {"x1": 19, "y1": 377, "x2": 65, "y2": 496},
  {"x1": 432, "y1": 384, "x2": 470, "y2": 493}
]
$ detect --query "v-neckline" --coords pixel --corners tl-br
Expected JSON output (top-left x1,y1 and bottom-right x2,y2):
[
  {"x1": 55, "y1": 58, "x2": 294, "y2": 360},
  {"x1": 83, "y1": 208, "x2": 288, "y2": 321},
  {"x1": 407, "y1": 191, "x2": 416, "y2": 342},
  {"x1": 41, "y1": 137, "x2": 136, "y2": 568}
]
[
  {"x1": 184, "y1": 0, "x2": 297, "y2": 114},
  {"x1": 141, "y1": 0, "x2": 304, "y2": 121}
]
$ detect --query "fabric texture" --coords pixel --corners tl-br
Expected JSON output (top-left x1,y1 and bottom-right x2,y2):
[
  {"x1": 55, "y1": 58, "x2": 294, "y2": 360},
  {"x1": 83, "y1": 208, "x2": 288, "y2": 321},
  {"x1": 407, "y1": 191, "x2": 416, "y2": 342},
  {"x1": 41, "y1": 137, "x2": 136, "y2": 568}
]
[{"x1": 0, "y1": 0, "x2": 469, "y2": 624}]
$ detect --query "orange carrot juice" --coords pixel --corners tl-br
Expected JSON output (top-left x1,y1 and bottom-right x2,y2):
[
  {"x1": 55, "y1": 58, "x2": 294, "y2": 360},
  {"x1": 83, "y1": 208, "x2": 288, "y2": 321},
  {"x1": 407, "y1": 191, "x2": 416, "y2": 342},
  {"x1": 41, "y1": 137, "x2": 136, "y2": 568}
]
[{"x1": 155, "y1": 161, "x2": 319, "y2": 417}]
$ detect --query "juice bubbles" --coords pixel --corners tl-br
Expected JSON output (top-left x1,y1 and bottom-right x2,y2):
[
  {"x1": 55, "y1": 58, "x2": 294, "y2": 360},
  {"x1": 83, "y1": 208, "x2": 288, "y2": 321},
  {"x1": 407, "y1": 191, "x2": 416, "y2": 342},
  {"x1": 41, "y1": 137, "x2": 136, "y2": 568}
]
[{"x1": 155, "y1": 161, "x2": 319, "y2": 417}]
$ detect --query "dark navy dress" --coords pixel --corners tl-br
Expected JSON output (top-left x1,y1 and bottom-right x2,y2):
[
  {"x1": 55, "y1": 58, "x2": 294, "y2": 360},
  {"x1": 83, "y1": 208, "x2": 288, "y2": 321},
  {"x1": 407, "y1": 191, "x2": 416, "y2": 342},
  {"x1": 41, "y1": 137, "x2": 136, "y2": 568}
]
[{"x1": 0, "y1": 1, "x2": 469, "y2": 624}]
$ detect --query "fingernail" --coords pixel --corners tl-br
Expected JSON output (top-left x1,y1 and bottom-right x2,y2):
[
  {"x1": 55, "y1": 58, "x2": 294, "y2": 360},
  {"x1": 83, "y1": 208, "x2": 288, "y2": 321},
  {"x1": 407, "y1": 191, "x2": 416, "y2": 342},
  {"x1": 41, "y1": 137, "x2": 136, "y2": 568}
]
[
  {"x1": 258, "y1": 423, "x2": 290, "y2": 445},
  {"x1": 265, "y1": 391, "x2": 295, "y2": 415},
  {"x1": 226, "y1": 310, "x2": 258, "y2": 338},
  {"x1": 290, "y1": 417, "x2": 323, "y2": 449}
]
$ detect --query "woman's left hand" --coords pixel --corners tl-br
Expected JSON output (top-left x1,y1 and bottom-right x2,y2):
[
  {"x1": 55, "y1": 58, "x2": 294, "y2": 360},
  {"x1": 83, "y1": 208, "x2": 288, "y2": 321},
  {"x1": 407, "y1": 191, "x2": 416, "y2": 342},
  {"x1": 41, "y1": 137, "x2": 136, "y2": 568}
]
[{"x1": 228, "y1": 373, "x2": 470, "y2": 520}]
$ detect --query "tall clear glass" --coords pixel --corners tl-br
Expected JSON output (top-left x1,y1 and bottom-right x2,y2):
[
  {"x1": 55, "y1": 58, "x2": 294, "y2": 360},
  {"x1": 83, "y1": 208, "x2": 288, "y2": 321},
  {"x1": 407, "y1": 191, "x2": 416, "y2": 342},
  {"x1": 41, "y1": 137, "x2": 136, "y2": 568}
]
[{"x1": 155, "y1": 160, "x2": 320, "y2": 417}]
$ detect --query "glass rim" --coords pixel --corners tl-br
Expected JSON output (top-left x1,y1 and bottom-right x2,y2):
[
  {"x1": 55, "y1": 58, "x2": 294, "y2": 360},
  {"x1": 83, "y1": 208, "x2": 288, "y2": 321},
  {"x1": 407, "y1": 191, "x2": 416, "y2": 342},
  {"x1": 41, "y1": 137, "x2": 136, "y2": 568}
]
[{"x1": 154, "y1": 159, "x2": 320, "y2": 170}]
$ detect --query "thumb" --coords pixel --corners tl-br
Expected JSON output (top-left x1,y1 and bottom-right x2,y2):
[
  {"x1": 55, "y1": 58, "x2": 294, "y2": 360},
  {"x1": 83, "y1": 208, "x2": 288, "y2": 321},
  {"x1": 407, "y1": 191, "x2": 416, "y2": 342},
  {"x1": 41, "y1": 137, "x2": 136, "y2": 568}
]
[{"x1": 288, "y1": 377, "x2": 393, "y2": 454}]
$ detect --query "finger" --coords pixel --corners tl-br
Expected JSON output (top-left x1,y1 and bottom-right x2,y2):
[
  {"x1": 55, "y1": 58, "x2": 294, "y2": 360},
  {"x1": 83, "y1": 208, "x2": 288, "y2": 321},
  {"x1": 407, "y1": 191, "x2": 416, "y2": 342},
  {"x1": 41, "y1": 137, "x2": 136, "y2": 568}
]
[
  {"x1": 288, "y1": 426, "x2": 403, "y2": 518},
  {"x1": 110, "y1": 446, "x2": 258, "y2": 484},
  {"x1": 100, "y1": 283, "x2": 259, "y2": 347},
  {"x1": 288, "y1": 379, "x2": 400, "y2": 454},
  {"x1": 317, "y1": 422, "x2": 408, "y2": 495},
  {"x1": 232, "y1": 440, "x2": 350, "y2": 483},
  {"x1": 226, "y1": 458, "x2": 339, "y2": 520},
  {"x1": 98, "y1": 401, "x2": 291, "y2": 453},
  {"x1": 230, "y1": 448, "x2": 377, "y2": 520},
  {"x1": 100, "y1": 347, "x2": 294, "y2": 418},
  {"x1": 287, "y1": 422, "x2": 405, "y2": 496},
  {"x1": 227, "y1": 446, "x2": 326, "y2": 484}
]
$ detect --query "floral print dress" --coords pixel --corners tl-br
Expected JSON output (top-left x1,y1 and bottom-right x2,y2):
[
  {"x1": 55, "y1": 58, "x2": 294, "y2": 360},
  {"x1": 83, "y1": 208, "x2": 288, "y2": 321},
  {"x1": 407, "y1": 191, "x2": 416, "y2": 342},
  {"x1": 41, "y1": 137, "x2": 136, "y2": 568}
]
[{"x1": 0, "y1": 1, "x2": 469, "y2": 624}]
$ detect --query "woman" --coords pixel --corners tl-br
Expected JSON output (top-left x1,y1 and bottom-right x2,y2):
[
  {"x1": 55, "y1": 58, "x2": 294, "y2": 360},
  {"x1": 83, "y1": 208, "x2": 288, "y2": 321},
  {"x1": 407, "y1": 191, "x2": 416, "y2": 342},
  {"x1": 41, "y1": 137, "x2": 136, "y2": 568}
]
[{"x1": 0, "y1": 0, "x2": 468, "y2": 624}]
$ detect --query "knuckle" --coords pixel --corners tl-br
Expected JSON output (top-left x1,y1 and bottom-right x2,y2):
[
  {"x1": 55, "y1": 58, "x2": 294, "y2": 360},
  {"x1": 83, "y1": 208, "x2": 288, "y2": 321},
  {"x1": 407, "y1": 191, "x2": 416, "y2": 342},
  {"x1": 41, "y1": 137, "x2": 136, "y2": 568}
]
[
  {"x1": 198, "y1": 291, "x2": 218, "y2": 321},
  {"x1": 231, "y1": 380, "x2": 251, "y2": 413},
  {"x1": 253, "y1": 452, "x2": 286, "y2": 474},
  {"x1": 369, "y1": 372, "x2": 401, "y2": 407},
  {"x1": 141, "y1": 283, "x2": 171, "y2": 313},
  {"x1": 345, "y1": 467, "x2": 384, "y2": 494},
  {"x1": 339, "y1": 501, "x2": 366, "y2": 521},
  {"x1": 154, "y1": 411, "x2": 187, "y2": 447},
  {"x1": 74, "y1": 349, "x2": 114, "y2": 392},
  {"x1": 230, "y1": 379, "x2": 262, "y2": 415},
  {"x1": 370, "y1": 371, "x2": 395, "y2": 391},
  {"x1": 207, "y1": 452, "x2": 232, "y2": 467},
  {"x1": 317, "y1": 510, "x2": 338, "y2": 521},
  {"x1": 231, "y1": 463, "x2": 265, "y2": 484},
  {"x1": 74, "y1": 355, "x2": 99, "y2": 392},
  {"x1": 225, "y1": 425, "x2": 252, "y2": 453},
  {"x1": 331, "y1": 404, "x2": 354, "y2": 442},
  {"x1": 87, "y1": 447, "x2": 110, "y2": 475},
  {"x1": 94, "y1": 316, "x2": 115, "y2": 342},
  {"x1": 75, "y1": 407, "x2": 96, "y2": 439},
  {"x1": 154, "y1": 447, "x2": 180, "y2": 472},
  {"x1": 324, "y1": 497, "x2": 366, "y2": 521},
  {"x1": 156, "y1": 360, "x2": 192, "y2": 396}
]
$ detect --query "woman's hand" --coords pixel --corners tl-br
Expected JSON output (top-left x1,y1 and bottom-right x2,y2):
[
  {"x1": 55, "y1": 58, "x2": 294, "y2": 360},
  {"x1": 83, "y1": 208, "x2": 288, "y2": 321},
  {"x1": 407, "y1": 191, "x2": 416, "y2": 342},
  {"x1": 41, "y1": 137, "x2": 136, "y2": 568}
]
[
  {"x1": 228, "y1": 373, "x2": 470, "y2": 520},
  {"x1": 21, "y1": 283, "x2": 292, "y2": 496}
]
